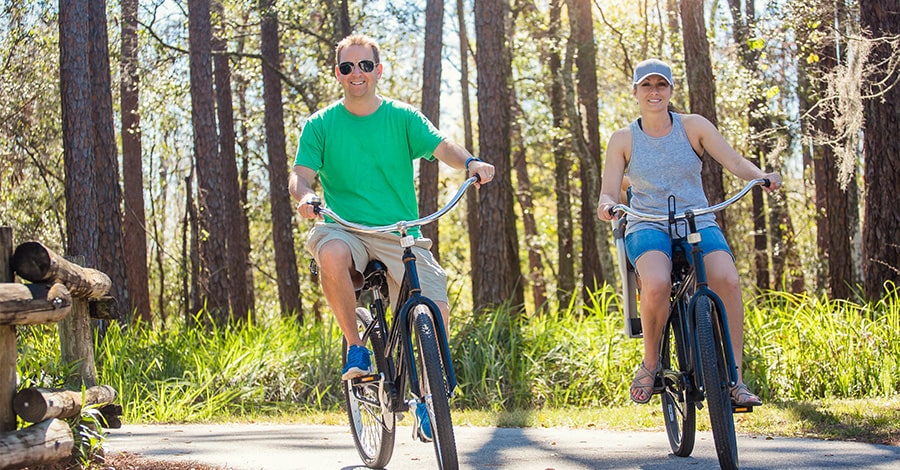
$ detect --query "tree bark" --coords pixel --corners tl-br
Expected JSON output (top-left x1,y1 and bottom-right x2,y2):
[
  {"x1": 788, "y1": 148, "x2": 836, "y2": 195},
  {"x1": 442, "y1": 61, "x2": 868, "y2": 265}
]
[
  {"x1": 0, "y1": 283, "x2": 71, "y2": 325},
  {"x1": 511, "y1": 96, "x2": 547, "y2": 311},
  {"x1": 457, "y1": 0, "x2": 480, "y2": 296},
  {"x1": 120, "y1": 0, "x2": 152, "y2": 323},
  {"x1": 213, "y1": 1, "x2": 252, "y2": 321},
  {"x1": 60, "y1": 0, "x2": 98, "y2": 276},
  {"x1": 418, "y1": 0, "x2": 444, "y2": 262},
  {"x1": 474, "y1": 0, "x2": 524, "y2": 309},
  {"x1": 260, "y1": 0, "x2": 302, "y2": 319},
  {"x1": 568, "y1": 0, "x2": 613, "y2": 297},
  {"x1": 188, "y1": 0, "x2": 230, "y2": 322},
  {"x1": 12, "y1": 242, "x2": 111, "y2": 300},
  {"x1": 680, "y1": 0, "x2": 726, "y2": 217},
  {"x1": 0, "y1": 418, "x2": 74, "y2": 469},
  {"x1": 0, "y1": 228, "x2": 14, "y2": 432},
  {"x1": 89, "y1": 0, "x2": 129, "y2": 322},
  {"x1": 860, "y1": 0, "x2": 900, "y2": 299},
  {"x1": 13, "y1": 385, "x2": 116, "y2": 423},
  {"x1": 548, "y1": 0, "x2": 575, "y2": 308}
]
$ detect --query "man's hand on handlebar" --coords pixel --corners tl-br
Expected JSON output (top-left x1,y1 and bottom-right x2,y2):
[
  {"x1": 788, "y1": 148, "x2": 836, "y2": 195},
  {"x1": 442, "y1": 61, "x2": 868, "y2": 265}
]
[
  {"x1": 296, "y1": 194, "x2": 322, "y2": 219},
  {"x1": 761, "y1": 172, "x2": 783, "y2": 193}
]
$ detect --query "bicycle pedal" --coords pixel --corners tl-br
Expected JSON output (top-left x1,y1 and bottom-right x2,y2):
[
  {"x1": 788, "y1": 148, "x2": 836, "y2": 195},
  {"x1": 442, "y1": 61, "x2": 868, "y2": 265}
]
[
  {"x1": 732, "y1": 405, "x2": 754, "y2": 413},
  {"x1": 351, "y1": 373, "x2": 382, "y2": 385}
]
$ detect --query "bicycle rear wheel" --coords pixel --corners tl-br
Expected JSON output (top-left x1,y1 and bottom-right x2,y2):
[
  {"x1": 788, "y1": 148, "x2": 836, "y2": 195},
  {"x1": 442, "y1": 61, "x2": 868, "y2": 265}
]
[
  {"x1": 344, "y1": 307, "x2": 396, "y2": 468},
  {"x1": 412, "y1": 304, "x2": 458, "y2": 469},
  {"x1": 695, "y1": 295, "x2": 738, "y2": 470},
  {"x1": 660, "y1": 308, "x2": 696, "y2": 457}
]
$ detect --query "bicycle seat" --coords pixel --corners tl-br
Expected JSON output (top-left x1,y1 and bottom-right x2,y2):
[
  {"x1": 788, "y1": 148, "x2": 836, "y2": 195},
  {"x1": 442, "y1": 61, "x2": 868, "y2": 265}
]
[{"x1": 362, "y1": 260, "x2": 389, "y2": 299}]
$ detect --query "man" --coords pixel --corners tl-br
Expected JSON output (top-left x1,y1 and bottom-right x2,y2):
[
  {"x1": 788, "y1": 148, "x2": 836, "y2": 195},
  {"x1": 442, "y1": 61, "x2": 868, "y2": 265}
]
[{"x1": 289, "y1": 34, "x2": 494, "y2": 440}]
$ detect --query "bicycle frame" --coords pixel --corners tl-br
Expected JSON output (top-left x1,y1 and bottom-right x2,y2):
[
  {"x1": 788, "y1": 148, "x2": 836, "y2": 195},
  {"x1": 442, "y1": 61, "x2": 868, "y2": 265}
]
[
  {"x1": 680, "y1": 210, "x2": 739, "y2": 392},
  {"x1": 611, "y1": 177, "x2": 769, "y2": 395},
  {"x1": 313, "y1": 178, "x2": 476, "y2": 404}
]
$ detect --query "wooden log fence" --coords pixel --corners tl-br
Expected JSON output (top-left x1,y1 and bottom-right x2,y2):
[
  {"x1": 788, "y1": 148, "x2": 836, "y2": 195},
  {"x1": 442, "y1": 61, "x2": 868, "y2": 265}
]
[{"x1": 0, "y1": 227, "x2": 121, "y2": 469}]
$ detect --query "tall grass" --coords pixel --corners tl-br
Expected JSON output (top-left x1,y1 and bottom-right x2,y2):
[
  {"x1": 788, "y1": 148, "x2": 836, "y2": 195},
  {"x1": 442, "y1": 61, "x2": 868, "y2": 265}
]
[{"x1": 15, "y1": 284, "x2": 900, "y2": 423}]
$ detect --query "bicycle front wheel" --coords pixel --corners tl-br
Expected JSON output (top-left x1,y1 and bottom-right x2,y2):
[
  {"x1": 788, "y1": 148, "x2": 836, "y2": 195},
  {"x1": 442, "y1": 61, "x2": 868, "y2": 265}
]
[
  {"x1": 344, "y1": 307, "x2": 396, "y2": 468},
  {"x1": 695, "y1": 295, "x2": 738, "y2": 470},
  {"x1": 412, "y1": 304, "x2": 458, "y2": 469},
  {"x1": 660, "y1": 307, "x2": 696, "y2": 457}
]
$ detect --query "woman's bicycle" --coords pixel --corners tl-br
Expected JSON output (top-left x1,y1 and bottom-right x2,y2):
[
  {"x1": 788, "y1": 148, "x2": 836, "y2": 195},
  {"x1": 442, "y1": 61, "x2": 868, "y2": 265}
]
[
  {"x1": 609, "y1": 178, "x2": 769, "y2": 470},
  {"x1": 310, "y1": 177, "x2": 478, "y2": 470}
]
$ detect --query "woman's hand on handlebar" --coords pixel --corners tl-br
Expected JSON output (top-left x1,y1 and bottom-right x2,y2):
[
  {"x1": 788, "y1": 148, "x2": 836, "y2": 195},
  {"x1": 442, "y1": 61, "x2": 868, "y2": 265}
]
[{"x1": 597, "y1": 201, "x2": 618, "y2": 221}]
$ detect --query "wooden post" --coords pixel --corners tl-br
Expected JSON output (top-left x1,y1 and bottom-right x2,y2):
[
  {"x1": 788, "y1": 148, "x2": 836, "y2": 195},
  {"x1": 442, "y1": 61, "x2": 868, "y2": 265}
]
[
  {"x1": 0, "y1": 227, "x2": 16, "y2": 432},
  {"x1": 58, "y1": 256, "x2": 97, "y2": 389}
]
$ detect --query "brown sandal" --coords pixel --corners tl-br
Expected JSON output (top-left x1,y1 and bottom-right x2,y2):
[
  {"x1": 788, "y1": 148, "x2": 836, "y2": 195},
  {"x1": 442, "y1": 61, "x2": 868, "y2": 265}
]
[
  {"x1": 630, "y1": 362, "x2": 661, "y2": 404},
  {"x1": 730, "y1": 383, "x2": 762, "y2": 406}
]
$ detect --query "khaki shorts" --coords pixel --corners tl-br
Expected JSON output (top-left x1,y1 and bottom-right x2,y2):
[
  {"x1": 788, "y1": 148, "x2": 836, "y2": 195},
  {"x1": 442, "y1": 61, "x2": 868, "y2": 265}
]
[{"x1": 305, "y1": 223, "x2": 449, "y2": 308}]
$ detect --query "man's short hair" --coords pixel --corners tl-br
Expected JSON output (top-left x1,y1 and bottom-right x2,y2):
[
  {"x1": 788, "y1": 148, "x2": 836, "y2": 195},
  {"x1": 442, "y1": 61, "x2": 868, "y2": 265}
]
[{"x1": 335, "y1": 34, "x2": 380, "y2": 64}]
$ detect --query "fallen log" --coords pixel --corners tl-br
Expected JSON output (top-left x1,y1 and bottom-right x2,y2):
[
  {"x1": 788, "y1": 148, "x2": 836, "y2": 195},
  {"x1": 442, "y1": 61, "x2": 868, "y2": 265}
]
[
  {"x1": 0, "y1": 283, "x2": 71, "y2": 325},
  {"x1": 13, "y1": 385, "x2": 117, "y2": 424},
  {"x1": 0, "y1": 418, "x2": 73, "y2": 469},
  {"x1": 10, "y1": 242, "x2": 110, "y2": 300}
]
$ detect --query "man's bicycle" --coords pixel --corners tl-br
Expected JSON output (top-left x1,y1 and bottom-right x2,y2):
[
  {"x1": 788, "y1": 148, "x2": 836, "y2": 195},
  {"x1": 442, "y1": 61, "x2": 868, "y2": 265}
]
[
  {"x1": 609, "y1": 178, "x2": 769, "y2": 470},
  {"x1": 310, "y1": 177, "x2": 478, "y2": 470}
]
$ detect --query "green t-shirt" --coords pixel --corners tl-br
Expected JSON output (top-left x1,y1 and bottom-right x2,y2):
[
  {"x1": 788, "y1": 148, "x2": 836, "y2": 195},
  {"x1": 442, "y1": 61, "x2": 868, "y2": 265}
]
[{"x1": 295, "y1": 98, "x2": 444, "y2": 236}]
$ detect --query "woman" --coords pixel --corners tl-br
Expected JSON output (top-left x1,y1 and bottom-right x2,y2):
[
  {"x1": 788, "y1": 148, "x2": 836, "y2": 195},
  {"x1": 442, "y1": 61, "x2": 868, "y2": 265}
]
[{"x1": 596, "y1": 59, "x2": 782, "y2": 406}]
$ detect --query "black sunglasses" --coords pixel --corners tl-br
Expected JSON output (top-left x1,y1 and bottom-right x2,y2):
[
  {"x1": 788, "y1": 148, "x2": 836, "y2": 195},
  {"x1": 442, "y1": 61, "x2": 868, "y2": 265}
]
[{"x1": 338, "y1": 60, "x2": 377, "y2": 75}]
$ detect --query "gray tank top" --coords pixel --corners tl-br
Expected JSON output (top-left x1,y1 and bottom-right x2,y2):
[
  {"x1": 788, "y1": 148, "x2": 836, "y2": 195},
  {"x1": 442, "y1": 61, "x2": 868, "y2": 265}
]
[{"x1": 625, "y1": 112, "x2": 717, "y2": 238}]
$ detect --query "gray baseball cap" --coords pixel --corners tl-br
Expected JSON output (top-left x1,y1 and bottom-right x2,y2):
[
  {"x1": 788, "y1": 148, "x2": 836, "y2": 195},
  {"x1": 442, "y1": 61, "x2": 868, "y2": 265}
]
[{"x1": 633, "y1": 59, "x2": 673, "y2": 86}]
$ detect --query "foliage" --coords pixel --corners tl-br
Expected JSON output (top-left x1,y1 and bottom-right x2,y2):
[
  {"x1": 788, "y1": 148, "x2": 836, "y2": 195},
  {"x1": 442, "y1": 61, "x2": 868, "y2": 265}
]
[{"x1": 14, "y1": 287, "x2": 899, "y2": 426}]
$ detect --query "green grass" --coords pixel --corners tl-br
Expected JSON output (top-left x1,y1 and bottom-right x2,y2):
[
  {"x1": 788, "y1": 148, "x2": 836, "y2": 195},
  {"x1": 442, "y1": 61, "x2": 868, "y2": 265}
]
[{"x1": 15, "y1": 284, "x2": 900, "y2": 445}]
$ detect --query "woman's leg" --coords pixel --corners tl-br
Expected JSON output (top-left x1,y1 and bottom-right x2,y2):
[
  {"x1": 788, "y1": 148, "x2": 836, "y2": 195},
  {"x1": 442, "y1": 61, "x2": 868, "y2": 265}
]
[{"x1": 631, "y1": 251, "x2": 672, "y2": 402}]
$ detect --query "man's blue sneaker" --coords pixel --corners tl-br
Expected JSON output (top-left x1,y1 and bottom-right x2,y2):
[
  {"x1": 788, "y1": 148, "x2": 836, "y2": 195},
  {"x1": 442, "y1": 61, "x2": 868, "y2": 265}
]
[
  {"x1": 341, "y1": 345, "x2": 372, "y2": 380},
  {"x1": 416, "y1": 402, "x2": 433, "y2": 441}
]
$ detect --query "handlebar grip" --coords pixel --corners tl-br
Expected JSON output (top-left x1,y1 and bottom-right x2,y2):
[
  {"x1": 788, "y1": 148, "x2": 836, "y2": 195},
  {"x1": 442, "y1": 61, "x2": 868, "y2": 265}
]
[
  {"x1": 762, "y1": 178, "x2": 771, "y2": 188},
  {"x1": 308, "y1": 196, "x2": 322, "y2": 215}
]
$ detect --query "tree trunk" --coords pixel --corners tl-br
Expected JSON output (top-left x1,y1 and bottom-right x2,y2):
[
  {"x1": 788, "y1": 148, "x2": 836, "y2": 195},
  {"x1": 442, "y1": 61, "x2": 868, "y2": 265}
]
[
  {"x1": 188, "y1": 0, "x2": 230, "y2": 322},
  {"x1": 474, "y1": 0, "x2": 524, "y2": 309},
  {"x1": 511, "y1": 97, "x2": 547, "y2": 312},
  {"x1": 568, "y1": 0, "x2": 613, "y2": 298},
  {"x1": 60, "y1": 0, "x2": 98, "y2": 271},
  {"x1": 89, "y1": 0, "x2": 129, "y2": 322},
  {"x1": 457, "y1": 0, "x2": 480, "y2": 297},
  {"x1": 213, "y1": 1, "x2": 252, "y2": 322},
  {"x1": 548, "y1": 0, "x2": 575, "y2": 309},
  {"x1": 418, "y1": 0, "x2": 444, "y2": 262},
  {"x1": 860, "y1": 0, "x2": 900, "y2": 299},
  {"x1": 801, "y1": 0, "x2": 860, "y2": 298},
  {"x1": 680, "y1": 0, "x2": 726, "y2": 220},
  {"x1": 234, "y1": 11, "x2": 257, "y2": 316},
  {"x1": 260, "y1": 0, "x2": 302, "y2": 319},
  {"x1": 120, "y1": 0, "x2": 152, "y2": 323}
]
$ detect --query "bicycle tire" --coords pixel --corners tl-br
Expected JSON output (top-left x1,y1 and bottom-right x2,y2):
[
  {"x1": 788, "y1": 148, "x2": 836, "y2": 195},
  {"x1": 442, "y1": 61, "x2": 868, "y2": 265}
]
[
  {"x1": 412, "y1": 304, "x2": 459, "y2": 469},
  {"x1": 660, "y1": 306, "x2": 696, "y2": 457},
  {"x1": 695, "y1": 295, "x2": 738, "y2": 470},
  {"x1": 344, "y1": 307, "x2": 396, "y2": 468}
]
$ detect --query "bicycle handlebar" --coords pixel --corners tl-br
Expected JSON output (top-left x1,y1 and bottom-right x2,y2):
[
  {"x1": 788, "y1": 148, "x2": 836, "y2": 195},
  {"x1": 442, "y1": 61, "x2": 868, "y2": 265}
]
[
  {"x1": 609, "y1": 178, "x2": 770, "y2": 221},
  {"x1": 309, "y1": 176, "x2": 479, "y2": 234}
]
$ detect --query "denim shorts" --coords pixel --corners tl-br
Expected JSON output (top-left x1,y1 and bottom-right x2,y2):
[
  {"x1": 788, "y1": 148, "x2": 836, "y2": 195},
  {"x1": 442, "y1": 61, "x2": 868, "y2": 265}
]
[{"x1": 624, "y1": 226, "x2": 732, "y2": 269}]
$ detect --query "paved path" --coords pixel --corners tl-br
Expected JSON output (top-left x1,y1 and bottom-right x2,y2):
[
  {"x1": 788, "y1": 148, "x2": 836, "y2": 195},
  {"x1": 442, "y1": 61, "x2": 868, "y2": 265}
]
[{"x1": 104, "y1": 423, "x2": 900, "y2": 469}]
